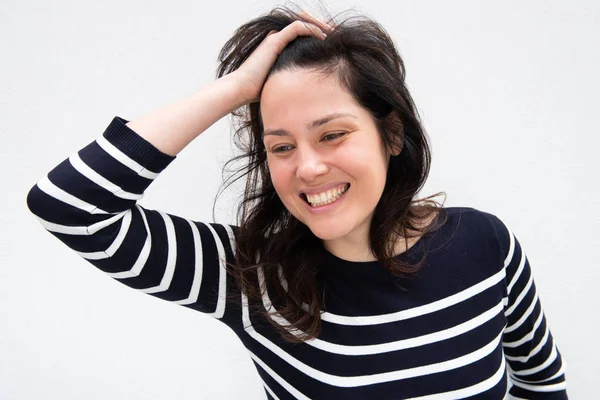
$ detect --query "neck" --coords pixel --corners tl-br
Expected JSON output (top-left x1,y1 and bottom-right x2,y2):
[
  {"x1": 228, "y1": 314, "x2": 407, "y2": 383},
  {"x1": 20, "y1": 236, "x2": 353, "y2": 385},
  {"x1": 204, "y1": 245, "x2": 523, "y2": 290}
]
[
  {"x1": 324, "y1": 240, "x2": 375, "y2": 262},
  {"x1": 322, "y1": 211, "x2": 438, "y2": 262},
  {"x1": 322, "y1": 223, "x2": 373, "y2": 262}
]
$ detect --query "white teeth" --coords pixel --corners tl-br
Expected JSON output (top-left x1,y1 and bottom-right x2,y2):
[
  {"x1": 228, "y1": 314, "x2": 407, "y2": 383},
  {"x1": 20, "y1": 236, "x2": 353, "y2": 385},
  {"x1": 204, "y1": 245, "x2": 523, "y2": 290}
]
[{"x1": 305, "y1": 184, "x2": 348, "y2": 207}]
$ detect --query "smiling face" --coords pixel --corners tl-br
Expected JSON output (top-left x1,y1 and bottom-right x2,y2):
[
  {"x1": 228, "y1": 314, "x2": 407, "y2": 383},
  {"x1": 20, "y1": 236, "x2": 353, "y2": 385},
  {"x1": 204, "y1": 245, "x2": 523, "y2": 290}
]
[{"x1": 260, "y1": 68, "x2": 397, "y2": 258}]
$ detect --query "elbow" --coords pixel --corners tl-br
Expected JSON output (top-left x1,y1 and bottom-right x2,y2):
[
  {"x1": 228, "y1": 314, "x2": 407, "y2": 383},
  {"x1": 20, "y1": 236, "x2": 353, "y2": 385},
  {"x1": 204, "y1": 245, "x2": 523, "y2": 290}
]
[{"x1": 26, "y1": 183, "x2": 45, "y2": 218}]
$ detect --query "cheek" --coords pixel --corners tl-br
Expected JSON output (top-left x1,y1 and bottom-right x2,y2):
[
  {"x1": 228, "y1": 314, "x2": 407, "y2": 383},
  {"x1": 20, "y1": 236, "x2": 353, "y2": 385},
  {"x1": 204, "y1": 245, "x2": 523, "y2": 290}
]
[
  {"x1": 268, "y1": 162, "x2": 294, "y2": 195},
  {"x1": 346, "y1": 152, "x2": 389, "y2": 198},
  {"x1": 337, "y1": 145, "x2": 386, "y2": 176}
]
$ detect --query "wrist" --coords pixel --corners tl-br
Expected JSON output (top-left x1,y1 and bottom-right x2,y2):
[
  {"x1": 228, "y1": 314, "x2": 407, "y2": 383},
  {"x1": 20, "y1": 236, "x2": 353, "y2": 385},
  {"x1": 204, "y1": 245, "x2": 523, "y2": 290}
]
[{"x1": 219, "y1": 72, "x2": 252, "y2": 109}]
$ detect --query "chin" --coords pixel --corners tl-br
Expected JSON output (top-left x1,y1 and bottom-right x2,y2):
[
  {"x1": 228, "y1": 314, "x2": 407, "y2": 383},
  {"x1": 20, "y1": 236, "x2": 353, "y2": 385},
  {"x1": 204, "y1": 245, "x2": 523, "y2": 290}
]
[{"x1": 306, "y1": 223, "x2": 350, "y2": 242}]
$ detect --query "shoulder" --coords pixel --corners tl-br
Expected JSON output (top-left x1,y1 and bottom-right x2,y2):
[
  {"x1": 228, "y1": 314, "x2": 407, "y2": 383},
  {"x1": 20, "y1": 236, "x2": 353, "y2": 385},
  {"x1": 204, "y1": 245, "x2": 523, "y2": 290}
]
[
  {"x1": 442, "y1": 206, "x2": 509, "y2": 237},
  {"x1": 436, "y1": 206, "x2": 513, "y2": 264},
  {"x1": 412, "y1": 206, "x2": 514, "y2": 294}
]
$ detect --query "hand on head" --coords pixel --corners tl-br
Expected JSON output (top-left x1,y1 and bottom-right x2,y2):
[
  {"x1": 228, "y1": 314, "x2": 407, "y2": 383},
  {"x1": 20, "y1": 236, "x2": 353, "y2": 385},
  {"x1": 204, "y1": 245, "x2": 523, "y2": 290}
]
[{"x1": 233, "y1": 12, "x2": 335, "y2": 104}]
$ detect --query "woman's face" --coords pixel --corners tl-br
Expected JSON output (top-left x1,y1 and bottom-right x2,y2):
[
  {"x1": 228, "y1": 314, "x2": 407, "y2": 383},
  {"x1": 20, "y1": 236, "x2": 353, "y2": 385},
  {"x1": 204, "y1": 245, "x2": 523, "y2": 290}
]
[{"x1": 260, "y1": 68, "x2": 396, "y2": 252}]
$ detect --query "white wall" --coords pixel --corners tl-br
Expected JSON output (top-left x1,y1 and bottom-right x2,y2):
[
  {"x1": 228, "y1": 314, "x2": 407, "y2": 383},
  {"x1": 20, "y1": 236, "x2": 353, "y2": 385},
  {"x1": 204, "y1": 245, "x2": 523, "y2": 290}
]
[{"x1": 2, "y1": 0, "x2": 598, "y2": 398}]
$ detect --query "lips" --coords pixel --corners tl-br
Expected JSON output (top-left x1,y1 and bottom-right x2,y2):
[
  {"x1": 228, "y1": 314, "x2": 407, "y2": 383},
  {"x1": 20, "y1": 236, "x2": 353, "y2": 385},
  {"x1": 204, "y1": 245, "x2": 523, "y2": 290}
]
[
  {"x1": 300, "y1": 183, "x2": 350, "y2": 207},
  {"x1": 300, "y1": 182, "x2": 350, "y2": 195}
]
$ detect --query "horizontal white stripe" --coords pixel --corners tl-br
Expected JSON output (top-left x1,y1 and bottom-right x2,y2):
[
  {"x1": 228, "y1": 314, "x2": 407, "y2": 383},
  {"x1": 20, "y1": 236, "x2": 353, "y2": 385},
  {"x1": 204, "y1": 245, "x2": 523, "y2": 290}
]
[
  {"x1": 541, "y1": 364, "x2": 566, "y2": 383},
  {"x1": 509, "y1": 376, "x2": 566, "y2": 392},
  {"x1": 259, "y1": 267, "x2": 505, "y2": 355},
  {"x1": 173, "y1": 220, "x2": 204, "y2": 305},
  {"x1": 36, "y1": 210, "x2": 128, "y2": 235},
  {"x1": 320, "y1": 268, "x2": 506, "y2": 326},
  {"x1": 75, "y1": 209, "x2": 133, "y2": 259},
  {"x1": 96, "y1": 135, "x2": 159, "y2": 180},
  {"x1": 280, "y1": 222, "x2": 516, "y2": 329},
  {"x1": 405, "y1": 353, "x2": 506, "y2": 399},
  {"x1": 139, "y1": 211, "x2": 177, "y2": 294},
  {"x1": 503, "y1": 311, "x2": 544, "y2": 348},
  {"x1": 512, "y1": 363, "x2": 565, "y2": 384},
  {"x1": 172, "y1": 222, "x2": 233, "y2": 316},
  {"x1": 504, "y1": 290, "x2": 538, "y2": 334},
  {"x1": 511, "y1": 345, "x2": 558, "y2": 376},
  {"x1": 261, "y1": 381, "x2": 279, "y2": 400},
  {"x1": 505, "y1": 273, "x2": 533, "y2": 317},
  {"x1": 108, "y1": 206, "x2": 151, "y2": 279},
  {"x1": 246, "y1": 349, "x2": 310, "y2": 400},
  {"x1": 137, "y1": 217, "x2": 230, "y2": 318},
  {"x1": 243, "y1": 289, "x2": 504, "y2": 387},
  {"x1": 69, "y1": 153, "x2": 144, "y2": 201},
  {"x1": 203, "y1": 223, "x2": 231, "y2": 319},
  {"x1": 505, "y1": 325, "x2": 549, "y2": 363},
  {"x1": 37, "y1": 177, "x2": 109, "y2": 214},
  {"x1": 306, "y1": 225, "x2": 518, "y2": 326},
  {"x1": 318, "y1": 301, "x2": 504, "y2": 355},
  {"x1": 507, "y1": 247, "x2": 526, "y2": 296},
  {"x1": 503, "y1": 227, "x2": 516, "y2": 269}
]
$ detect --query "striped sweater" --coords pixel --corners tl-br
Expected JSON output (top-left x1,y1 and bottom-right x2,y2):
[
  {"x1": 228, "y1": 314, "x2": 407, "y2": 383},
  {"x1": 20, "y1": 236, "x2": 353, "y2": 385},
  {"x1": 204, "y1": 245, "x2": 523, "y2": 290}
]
[{"x1": 26, "y1": 116, "x2": 568, "y2": 399}]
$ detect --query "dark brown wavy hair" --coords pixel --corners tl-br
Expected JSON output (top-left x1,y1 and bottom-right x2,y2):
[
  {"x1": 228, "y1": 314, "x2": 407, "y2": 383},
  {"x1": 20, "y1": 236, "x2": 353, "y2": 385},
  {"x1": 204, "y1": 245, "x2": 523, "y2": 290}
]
[{"x1": 215, "y1": 4, "x2": 447, "y2": 342}]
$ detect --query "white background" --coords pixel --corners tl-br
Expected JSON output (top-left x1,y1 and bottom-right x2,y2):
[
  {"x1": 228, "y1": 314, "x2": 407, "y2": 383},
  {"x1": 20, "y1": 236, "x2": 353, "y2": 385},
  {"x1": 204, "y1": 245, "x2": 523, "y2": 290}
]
[{"x1": 2, "y1": 0, "x2": 598, "y2": 398}]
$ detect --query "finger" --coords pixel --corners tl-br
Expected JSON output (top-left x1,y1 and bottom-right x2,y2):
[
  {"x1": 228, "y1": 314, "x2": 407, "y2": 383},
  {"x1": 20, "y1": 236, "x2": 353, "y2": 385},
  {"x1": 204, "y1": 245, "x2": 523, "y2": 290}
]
[
  {"x1": 267, "y1": 20, "x2": 327, "y2": 53},
  {"x1": 291, "y1": 19, "x2": 327, "y2": 40},
  {"x1": 297, "y1": 11, "x2": 334, "y2": 32}
]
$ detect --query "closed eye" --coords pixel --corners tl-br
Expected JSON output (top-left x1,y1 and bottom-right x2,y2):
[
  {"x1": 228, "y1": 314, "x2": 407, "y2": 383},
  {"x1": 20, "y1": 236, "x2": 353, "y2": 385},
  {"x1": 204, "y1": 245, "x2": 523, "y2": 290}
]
[
  {"x1": 322, "y1": 132, "x2": 347, "y2": 141},
  {"x1": 270, "y1": 145, "x2": 294, "y2": 154},
  {"x1": 268, "y1": 132, "x2": 347, "y2": 154}
]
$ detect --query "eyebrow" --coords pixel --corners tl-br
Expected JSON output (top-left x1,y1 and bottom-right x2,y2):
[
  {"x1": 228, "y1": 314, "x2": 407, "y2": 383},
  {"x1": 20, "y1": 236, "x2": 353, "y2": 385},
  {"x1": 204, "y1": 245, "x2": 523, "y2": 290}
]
[{"x1": 262, "y1": 112, "x2": 358, "y2": 137}]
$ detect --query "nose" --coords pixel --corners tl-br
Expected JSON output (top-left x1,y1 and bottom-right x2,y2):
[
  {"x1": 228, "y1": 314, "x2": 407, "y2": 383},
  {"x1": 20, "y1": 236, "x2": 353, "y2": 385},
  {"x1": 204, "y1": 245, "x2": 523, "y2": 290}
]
[{"x1": 295, "y1": 145, "x2": 329, "y2": 181}]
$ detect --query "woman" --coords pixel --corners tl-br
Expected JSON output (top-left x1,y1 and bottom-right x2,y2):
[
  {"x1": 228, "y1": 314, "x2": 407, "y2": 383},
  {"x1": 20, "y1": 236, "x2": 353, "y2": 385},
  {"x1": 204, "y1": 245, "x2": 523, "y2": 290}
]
[{"x1": 26, "y1": 6, "x2": 567, "y2": 399}]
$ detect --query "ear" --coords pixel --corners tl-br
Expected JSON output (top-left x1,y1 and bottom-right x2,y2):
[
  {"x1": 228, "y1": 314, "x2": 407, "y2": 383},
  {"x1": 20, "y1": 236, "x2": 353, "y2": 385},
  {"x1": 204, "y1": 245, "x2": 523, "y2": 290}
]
[
  {"x1": 384, "y1": 111, "x2": 404, "y2": 156},
  {"x1": 389, "y1": 141, "x2": 402, "y2": 157}
]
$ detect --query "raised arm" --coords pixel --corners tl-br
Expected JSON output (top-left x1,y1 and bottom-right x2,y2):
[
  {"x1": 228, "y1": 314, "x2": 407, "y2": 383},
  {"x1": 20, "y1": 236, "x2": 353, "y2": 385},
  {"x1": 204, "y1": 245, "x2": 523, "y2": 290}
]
[
  {"x1": 125, "y1": 73, "x2": 246, "y2": 156},
  {"x1": 25, "y1": 19, "x2": 332, "y2": 325},
  {"x1": 125, "y1": 18, "x2": 332, "y2": 156},
  {"x1": 25, "y1": 114, "x2": 241, "y2": 322}
]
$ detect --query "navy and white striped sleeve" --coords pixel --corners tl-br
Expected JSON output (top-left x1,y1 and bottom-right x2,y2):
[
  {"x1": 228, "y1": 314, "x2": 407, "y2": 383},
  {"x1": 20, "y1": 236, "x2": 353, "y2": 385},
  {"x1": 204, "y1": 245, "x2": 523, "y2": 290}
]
[
  {"x1": 26, "y1": 116, "x2": 240, "y2": 323},
  {"x1": 486, "y1": 213, "x2": 568, "y2": 399}
]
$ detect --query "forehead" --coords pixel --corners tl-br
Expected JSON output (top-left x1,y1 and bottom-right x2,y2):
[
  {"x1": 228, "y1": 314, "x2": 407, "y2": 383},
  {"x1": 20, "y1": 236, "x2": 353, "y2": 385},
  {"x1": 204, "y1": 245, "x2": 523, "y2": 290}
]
[{"x1": 260, "y1": 69, "x2": 364, "y2": 128}]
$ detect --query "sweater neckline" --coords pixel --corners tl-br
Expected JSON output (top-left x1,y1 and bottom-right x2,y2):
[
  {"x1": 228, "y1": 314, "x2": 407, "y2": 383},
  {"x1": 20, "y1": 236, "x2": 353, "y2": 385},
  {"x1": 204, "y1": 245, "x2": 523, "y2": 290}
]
[{"x1": 321, "y1": 234, "x2": 428, "y2": 282}]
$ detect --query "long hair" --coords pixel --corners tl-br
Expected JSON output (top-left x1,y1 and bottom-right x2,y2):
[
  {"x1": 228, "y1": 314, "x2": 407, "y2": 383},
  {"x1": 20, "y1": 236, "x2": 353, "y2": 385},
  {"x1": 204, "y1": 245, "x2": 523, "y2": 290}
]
[{"x1": 215, "y1": 5, "x2": 447, "y2": 342}]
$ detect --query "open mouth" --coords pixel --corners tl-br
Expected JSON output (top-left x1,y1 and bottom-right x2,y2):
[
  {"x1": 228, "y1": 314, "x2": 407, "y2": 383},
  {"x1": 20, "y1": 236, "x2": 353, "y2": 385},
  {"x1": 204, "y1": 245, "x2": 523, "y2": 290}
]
[{"x1": 301, "y1": 183, "x2": 350, "y2": 208}]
